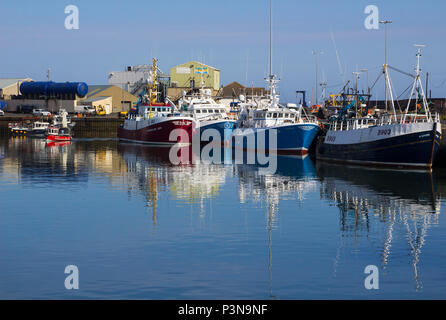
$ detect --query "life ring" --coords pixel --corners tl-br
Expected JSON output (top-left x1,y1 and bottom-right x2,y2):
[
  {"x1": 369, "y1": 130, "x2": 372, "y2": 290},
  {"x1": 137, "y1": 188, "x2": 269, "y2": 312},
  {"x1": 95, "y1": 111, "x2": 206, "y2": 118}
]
[{"x1": 224, "y1": 122, "x2": 233, "y2": 129}]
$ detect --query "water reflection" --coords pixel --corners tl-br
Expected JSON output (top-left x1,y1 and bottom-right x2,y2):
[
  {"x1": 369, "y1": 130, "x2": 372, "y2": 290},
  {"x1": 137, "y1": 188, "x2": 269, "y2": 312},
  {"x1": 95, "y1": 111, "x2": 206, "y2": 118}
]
[
  {"x1": 0, "y1": 137, "x2": 88, "y2": 186},
  {"x1": 235, "y1": 155, "x2": 317, "y2": 299},
  {"x1": 237, "y1": 156, "x2": 317, "y2": 224},
  {"x1": 0, "y1": 137, "x2": 445, "y2": 298},
  {"x1": 317, "y1": 162, "x2": 441, "y2": 291},
  {"x1": 117, "y1": 143, "x2": 234, "y2": 223}
]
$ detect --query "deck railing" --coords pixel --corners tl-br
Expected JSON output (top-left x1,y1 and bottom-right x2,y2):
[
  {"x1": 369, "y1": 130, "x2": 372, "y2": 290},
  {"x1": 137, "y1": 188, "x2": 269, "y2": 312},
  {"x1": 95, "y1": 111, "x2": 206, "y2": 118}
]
[{"x1": 328, "y1": 113, "x2": 439, "y2": 131}]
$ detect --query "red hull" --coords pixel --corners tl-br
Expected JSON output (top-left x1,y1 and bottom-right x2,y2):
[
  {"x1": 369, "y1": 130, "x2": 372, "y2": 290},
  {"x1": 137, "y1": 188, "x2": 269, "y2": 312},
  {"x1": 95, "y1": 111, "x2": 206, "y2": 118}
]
[
  {"x1": 118, "y1": 118, "x2": 195, "y2": 145},
  {"x1": 46, "y1": 135, "x2": 72, "y2": 142}
]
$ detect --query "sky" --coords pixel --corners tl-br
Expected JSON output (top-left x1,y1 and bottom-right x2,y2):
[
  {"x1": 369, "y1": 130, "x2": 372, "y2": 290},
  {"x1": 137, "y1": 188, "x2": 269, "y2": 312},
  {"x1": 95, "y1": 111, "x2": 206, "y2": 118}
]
[{"x1": 0, "y1": 0, "x2": 445, "y2": 103}]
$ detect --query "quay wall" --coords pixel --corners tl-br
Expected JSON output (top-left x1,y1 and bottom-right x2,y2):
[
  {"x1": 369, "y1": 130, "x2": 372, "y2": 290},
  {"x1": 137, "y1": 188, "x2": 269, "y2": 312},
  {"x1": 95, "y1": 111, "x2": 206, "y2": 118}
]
[{"x1": 434, "y1": 120, "x2": 446, "y2": 167}]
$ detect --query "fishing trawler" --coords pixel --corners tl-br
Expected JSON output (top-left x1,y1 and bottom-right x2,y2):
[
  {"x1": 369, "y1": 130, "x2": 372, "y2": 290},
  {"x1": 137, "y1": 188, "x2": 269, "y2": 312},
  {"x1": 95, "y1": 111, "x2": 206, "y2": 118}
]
[
  {"x1": 118, "y1": 58, "x2": 196, "y2": 146},
  {"x1": 231, "y1": 1, "x2": 320, "y2": 155},
  {"x1": 317, "y1": 45, "x2": 441, "y2": 169}
]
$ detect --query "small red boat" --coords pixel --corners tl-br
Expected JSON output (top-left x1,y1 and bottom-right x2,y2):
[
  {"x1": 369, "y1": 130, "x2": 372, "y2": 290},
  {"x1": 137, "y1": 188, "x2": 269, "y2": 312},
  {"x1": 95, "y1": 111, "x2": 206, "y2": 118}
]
[{"x1": 46, "y1": 126, "x2": 72, "y2": 142}]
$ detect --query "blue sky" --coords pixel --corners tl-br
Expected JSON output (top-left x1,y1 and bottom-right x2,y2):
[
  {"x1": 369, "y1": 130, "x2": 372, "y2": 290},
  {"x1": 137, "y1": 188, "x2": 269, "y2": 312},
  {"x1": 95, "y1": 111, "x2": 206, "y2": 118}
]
[{"x1": 0, "y1": 0, "x2": 445, "y2": 102}]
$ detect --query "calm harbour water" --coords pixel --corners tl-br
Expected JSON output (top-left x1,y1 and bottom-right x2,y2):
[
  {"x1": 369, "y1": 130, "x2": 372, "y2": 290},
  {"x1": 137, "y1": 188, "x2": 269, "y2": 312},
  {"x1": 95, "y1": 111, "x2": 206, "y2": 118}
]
[{"x1": 1, "y1": 136, "x2": 446, "y2": 299}]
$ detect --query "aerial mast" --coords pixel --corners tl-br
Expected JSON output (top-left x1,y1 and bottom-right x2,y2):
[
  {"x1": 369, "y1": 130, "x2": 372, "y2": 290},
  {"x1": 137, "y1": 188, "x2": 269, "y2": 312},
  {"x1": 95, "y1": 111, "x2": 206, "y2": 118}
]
[
  {"x1": 405, "y1": 45, "x2": 431, "y2": 121},
  {"x1": 266, "y1": 0, "x2": 279, "y2": 108},
  {"x1": 269, "y1": 0, "x2": 272, "y2": 78}
]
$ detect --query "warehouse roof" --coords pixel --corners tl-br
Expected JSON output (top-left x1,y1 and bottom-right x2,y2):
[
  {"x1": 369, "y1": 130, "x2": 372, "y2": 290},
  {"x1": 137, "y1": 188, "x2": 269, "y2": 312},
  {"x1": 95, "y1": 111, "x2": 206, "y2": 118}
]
[
  {"x1": 0, "y1": 78, "x2": 31, "y2": 89},
  {"x1": 85, "y1": 85, "x2": 113, "y2": 98}
]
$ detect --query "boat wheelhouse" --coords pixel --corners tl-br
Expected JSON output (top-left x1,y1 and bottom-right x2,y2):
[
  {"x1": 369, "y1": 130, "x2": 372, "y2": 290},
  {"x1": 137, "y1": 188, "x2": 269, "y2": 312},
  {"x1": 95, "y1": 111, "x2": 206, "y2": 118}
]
[
  {"x1": 46, "y1": 126, "x2": 72, "y2": 142},
  {"x1": 29, "y1": 121, "x2": 50, "y2": 136},
  {"x1": 179, "y1": 88, "x2": 236, "y2": 142}
]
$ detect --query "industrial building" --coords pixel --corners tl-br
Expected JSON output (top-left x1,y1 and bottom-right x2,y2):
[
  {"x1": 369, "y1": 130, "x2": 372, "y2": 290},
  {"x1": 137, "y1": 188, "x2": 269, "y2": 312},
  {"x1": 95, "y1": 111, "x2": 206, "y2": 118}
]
[
  {"x1": 79, "y1": 85, "x2": 138, "y2": 113},
  {"x1": 4, "y1": 80, "x2": 137, "y2": 114},
  {"x1": 169, "y1": 61, "x2": 220, "y2": 100},
  {"x1": 0, "y1": 78, "x2": 32, "y2": 99},
  {"x1": 216, "y1": 81, "x2": 268, "y2": 107},
  {"x1": 108, "y1": 64, "x2": 170, "y2": 98},
  {"x1": 6, "y1": 81, "x2": 89, "y2": 113}
]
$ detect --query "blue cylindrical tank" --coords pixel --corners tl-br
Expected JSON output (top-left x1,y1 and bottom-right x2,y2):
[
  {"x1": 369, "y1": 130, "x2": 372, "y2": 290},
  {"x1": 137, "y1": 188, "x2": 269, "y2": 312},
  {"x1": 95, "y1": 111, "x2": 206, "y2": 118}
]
[{"x1": 20, "y1": 81, "x2": 88, "y2": 98}]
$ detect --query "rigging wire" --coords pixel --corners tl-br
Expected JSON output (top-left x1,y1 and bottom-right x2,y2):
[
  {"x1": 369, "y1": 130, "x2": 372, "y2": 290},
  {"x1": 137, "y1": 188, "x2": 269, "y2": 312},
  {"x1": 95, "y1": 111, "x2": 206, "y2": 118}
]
[
  {"x1": 396, "y1": 82, "x2": 414, "y2": 101},
  {"x1": 387, "y1": 65, "x2": 415, "y2": 78},
  {"x1": 428, "y1": 77, "x2": 446, "y2": 88}
]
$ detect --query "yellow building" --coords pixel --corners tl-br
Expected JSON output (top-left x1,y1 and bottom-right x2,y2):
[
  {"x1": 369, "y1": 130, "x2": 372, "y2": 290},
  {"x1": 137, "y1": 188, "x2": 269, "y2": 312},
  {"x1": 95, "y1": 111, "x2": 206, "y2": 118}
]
[
  {"x1": 80, "y1": 85, "x2": 138, "y2": 113},
  {"x1": 170, "y1": 61, "x2": 220, "y2": 91}
]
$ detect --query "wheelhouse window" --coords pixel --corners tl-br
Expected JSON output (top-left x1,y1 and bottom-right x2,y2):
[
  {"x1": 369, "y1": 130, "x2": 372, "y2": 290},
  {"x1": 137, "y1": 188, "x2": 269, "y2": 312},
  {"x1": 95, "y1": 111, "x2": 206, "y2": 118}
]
[{"x1": 273, "y1": 113, "x2": 278, "y2": 118}]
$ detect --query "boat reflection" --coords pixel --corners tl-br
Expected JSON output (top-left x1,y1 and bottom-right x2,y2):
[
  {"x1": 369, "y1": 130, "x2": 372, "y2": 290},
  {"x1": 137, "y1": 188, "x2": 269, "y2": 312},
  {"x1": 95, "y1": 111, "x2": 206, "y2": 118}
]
[
  {"x1": 237, "y1": 155, "x2": 317, "y2": 225},
  {"x1": 0, "y1": 136, "x2": 88, "y2": 185},
  {"x1": 236, "y1": 155, "x2": 318, "y2": 299},
  {"x1": 117, "y1": 143, "x2": 234, "y2": 223},
  {"x1": 317, "y1": 162, "x2": 441, "y2": 290}
]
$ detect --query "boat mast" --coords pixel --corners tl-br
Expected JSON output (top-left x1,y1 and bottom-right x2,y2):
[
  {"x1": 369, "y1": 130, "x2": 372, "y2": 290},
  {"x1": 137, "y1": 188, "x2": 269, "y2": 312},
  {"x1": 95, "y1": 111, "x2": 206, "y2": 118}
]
[
  {"x1": 267, "y1": 0, "x2": 279, "y2": 108},
  {"x1": 148, "y1": 58, "x2": 158, "y2": 115},
  {"x1": 353, "y1": 71, "x2": 361, "y2": 116},
  {"x1": 405, "y1": 45, "x2": 431, "y2": 121},
  {"x1": 379, "y1": 20, "x2": 397, "y2": 121},
  {"x1": 269, "y1": 0, "x2": 272, "y2": 78}
]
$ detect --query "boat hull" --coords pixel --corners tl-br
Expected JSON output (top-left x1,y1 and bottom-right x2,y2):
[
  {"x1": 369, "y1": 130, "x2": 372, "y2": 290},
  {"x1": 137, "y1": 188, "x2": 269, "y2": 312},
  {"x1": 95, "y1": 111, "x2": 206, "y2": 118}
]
[
  {"x1": 118, "y1": 118, "x2": 195, "y2": 146},
  {"x1": 46, "y1": 135, "x2": 72, "y2": 142},
  {"x1": 199, "y1": 120, "x2": 236, "y2": 142},
  {"x1": 231, "y1": 123, "x2": 320, "y2": 155},
  {"x1": 317, "y1": 122, "x2": 441, "y2": 169}
]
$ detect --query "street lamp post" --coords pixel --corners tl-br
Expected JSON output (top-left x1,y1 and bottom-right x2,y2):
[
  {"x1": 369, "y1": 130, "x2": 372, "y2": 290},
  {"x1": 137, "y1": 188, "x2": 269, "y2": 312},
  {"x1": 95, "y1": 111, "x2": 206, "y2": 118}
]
[{"x1": 312, "y1": 50, "x2": 323, "y2": 105}]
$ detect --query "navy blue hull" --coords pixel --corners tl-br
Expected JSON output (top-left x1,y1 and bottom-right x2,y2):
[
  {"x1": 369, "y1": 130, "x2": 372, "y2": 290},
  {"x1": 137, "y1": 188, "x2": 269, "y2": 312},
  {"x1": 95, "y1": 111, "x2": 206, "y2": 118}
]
[{"x1": 317, "y1": 128, "x2": 441, "y2": 168}]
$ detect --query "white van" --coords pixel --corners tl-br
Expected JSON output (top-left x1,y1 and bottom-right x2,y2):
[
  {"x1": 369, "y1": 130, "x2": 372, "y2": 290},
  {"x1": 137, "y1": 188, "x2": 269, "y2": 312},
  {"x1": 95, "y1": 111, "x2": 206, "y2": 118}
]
[{"x1": 74, "y1": 105, "x2": 96, "y2": 114}]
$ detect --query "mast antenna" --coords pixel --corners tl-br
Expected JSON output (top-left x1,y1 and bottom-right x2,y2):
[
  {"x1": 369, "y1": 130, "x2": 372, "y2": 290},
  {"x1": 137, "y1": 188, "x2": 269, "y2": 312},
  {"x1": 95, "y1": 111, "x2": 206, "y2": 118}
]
[{"x1": 269, "y1": 0, "x2": 272, "y2": 78}]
